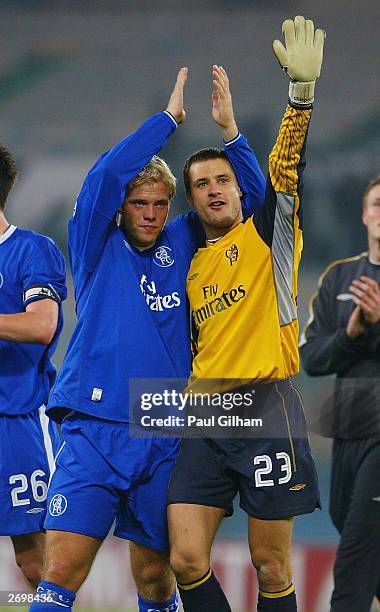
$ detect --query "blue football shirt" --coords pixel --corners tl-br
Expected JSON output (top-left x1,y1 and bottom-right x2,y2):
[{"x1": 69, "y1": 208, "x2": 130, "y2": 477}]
[
  {"x1": 0, "y1": 226, "x2": 67, "y2": 415},
  {"x1": 48, "y1": 111, "x2": 265, "y2": 422}
]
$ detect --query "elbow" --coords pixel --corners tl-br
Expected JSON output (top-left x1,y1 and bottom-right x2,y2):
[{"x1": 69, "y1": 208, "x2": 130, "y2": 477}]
[
  {"x1": 36, "y1": 321, "x2": 57, "y2": 345},
  {"x1": 301, "y1": 362, "x2": 321, "y2": 377},
  {"x1": 299, "y1": 349, "x2": 322, "y2": 377},
  {"x1": 301, "y1": 357, "x2": 332, "y2": 377}
]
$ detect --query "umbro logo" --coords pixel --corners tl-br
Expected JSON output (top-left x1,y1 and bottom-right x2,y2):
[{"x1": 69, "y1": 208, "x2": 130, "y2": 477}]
[
  {"x1": 289, "y1": 483, "x2": 307, "y2": 491},
  {"x1": 188, "y1": 273, "x2": 199, "y2": 281},
  {"x1": 336, "y1": 293, "x2": 353, "y2": 301}
]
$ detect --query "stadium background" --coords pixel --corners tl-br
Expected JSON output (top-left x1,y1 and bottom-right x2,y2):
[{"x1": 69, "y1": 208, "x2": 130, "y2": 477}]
[{"x1": 0, "y1": 1, "x2": 379, "y2": 610}]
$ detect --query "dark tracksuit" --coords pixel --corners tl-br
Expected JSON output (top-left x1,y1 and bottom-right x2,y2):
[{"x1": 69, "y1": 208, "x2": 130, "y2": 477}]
[{"x1": 300, "y1": 252, "x2": 380, "y2": 612}]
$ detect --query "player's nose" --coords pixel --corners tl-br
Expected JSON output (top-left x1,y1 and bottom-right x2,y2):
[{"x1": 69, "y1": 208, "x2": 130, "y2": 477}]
[
  {"x1": 208, "y1": 182, "x2": 222, "y2": 197},
  {"x1": 143, "y1": 204, "x2": 156, "y2": 220}
]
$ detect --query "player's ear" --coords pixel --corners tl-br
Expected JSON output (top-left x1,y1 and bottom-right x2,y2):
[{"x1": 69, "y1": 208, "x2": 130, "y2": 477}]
[{"x1": 362, "y1": 208, "x2": 368, "y2": 227}]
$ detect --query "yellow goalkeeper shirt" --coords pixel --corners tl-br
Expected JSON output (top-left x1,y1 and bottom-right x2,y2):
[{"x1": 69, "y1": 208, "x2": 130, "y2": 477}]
[{"x1": 187, "y1": 105, "x2": 311, "y2": 389}]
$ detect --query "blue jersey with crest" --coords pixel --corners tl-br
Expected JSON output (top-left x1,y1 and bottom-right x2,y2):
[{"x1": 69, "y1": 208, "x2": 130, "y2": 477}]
[
  {"x1": 48, "y1": 111, "x2": 265, "y2": 423},
  {"x1": 0, "y1": 226, "x2": 66, "y2": 415}
]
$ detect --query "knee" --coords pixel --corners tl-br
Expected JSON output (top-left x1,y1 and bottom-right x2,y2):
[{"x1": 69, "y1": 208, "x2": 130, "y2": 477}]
[
  {"x1": 170, "y1": 548, "x2": 208, "y2": 584},
  {"x1": 251, "y1": 547, "x2": 292, "y2": 592},
  {"x1": 138, "y1": 558, "x2": 170, "y2": 587},
  {"x1": 15, "y1": 553, "x2": 42, "y2": 590},
  {"x1": 44, "y1": 555, "x2": 89, "y2": 592},
  {"x1": 134, "y1": 557, "x2": 175, "y2": 602},
  {"x1": 44, "y1": 557, "x2": 76, "y2": 587}
]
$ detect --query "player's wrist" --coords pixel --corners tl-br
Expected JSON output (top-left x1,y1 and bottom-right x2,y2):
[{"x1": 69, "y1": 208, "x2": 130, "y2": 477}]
[
  {"x1": 221, "y1": 121, "x2": 239, "y2": 142},
  {"x1": 288, "y1": 81, "x2": 315, "y2": 106},
  {"x1": 164, "y1": 110, "x2": 179, "y2": 126}
]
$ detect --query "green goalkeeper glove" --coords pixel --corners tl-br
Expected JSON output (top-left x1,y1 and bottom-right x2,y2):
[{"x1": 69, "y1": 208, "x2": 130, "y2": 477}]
[{"x1": 273, "y1": 15, "x2": 325, "y2": 106}]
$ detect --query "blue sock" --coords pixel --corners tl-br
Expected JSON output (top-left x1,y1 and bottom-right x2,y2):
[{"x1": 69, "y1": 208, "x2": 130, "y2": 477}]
[
  {"x1": 138, "y1": 591, "x2": 179, "y2": 611},
  {"x1": 29, "y1": 581, "x2": 76, "y2": 611}
]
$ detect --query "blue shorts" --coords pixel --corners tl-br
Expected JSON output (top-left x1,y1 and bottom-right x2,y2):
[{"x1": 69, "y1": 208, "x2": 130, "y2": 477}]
[
  {"x1": 168, "y1": 380, "x2": 320, "y2": 519},
  {"x1": 0, "y1": 406, "x2": 60, "y2": 536},
  {"x1": 44, "y1": 414, "x2": 179, "y2": 552}
]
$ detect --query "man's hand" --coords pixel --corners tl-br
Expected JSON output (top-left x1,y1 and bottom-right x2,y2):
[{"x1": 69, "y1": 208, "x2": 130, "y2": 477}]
[
  {"x1": 272, "y1": 15, "x2": 325, "y2": 106},
  {"x1": 211, "y1": 65, "x2": 238, "y2": 141},
  {"x1": 346, "y1": 306, "x2": 366, "y2": 339},
  {"x1": 350, "y1": 276, "x2": 380, "y2": 325},
  {"x1": 166, "y1": 67, "x2": 188, "y2": 125}
]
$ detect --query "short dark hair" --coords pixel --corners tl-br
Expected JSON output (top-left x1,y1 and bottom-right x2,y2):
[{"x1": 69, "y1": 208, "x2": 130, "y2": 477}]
[
  {"x1": 183, "y1": 148, "x2": 232, "y2": 197},
  {"x1": 0, "y1": 145, "x2": 18, "y2": 210},
  {"x1": 362, "y1": 175, "x2": 380, "y2": 210}
]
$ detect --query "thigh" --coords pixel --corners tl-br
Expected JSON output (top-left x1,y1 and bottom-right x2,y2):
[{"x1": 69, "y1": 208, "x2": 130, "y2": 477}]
[
  {"x1": 331, "y1": 443, "x2": 380, "y2": 611},
  {"x1": 44, "y1": 418, "x2": 121, "y2": 540},
  {"x1": 129, "y1": 541, "x2": 174, "y2": 598},
  {"x1": 167, "y1": 437, "x2": 237, "y2": 516},
  {"x1": 248, "y1": 516, "x2": 293, "y2": 568},
  {"x1": 11, "y1": 531, "x2": 45, "y2": 565},
  {"x1": 44, "y1": 530, "x2": 102, "y2": 592},
  {"x1": 0, "y1": 412, "x2": 53, "y2": 536},
  {"x1": 168, "y1": 503, "x2": 225, "y2": 574},
  {"x1": 347, "y1": 441, "x2": 380, "y2": 523},
  {"x1": 329, "y1": 439, "x2": 355, "y2": 533}
]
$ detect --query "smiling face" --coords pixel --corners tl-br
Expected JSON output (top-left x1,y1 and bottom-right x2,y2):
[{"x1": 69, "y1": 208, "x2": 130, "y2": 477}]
[
  {"x1": 362, "y1": 183, "x2": 380, "y2": 243},
  {"x1": 187, "y1": 158, "x2": 243, "y2": 240},
  {"x1": 120, "y1": 180, "x2": 170, "y2": 248}
]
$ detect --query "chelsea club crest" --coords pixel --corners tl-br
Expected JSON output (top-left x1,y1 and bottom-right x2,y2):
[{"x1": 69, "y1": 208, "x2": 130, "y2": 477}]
[{"x1": 153, "y1": 246, "x2": 174, "y2": 268}]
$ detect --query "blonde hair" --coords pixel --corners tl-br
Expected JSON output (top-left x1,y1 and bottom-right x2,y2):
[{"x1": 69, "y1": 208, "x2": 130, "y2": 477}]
[
  {"x1": 363, "y1": 175, "x2": 380, "y2": 210},
  {"x1": 126, "y1": 155, "x2": 176, "y2": 200}
]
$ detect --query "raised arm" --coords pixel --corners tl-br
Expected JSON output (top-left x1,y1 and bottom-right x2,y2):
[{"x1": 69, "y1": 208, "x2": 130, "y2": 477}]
[
  {"x1": 253, "y1": 16, "x2": 325, "y2": 240},
  {"x1": 251, "y1": 16, "x2": 324, "y2": 328},
  {"x1": 212, "y1": 65, "x2": 265, "y2": 215},
  {"x1": 70, "y1": 68, "x2": 188, "y2": 272}
]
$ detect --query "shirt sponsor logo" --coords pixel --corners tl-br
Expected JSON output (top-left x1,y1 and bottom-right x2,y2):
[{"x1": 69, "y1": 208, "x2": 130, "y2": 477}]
[
  {"x1": 336, "y1": 293, "x2": 353, "y2": 301},
  {"x1": 225, "y1": 244, "x2": 239, "y2": 266},
  {"x1": 140, "y1": 274, "x2": 181, "y2": 311},
  {"x1": 49, "y1": 494, "x2": 68, "y2": 516},
  {"x1": 193, "y1": 283, "x2": 246, "y2": 326},
  {"x1": 154, "y1": 246, "x2": 174, "y2": 268}
]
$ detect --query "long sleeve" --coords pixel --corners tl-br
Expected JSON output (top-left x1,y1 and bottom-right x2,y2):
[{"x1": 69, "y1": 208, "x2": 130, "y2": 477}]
[
  {"x1": 165, "y1": 131, "x2": 266, "y2": 252},
  {"x1": 224, "y1": 132, "x2": 265, "y2": 217},
  {"x1": 300, "y1": 266, "x2": 367, "y2": 375},
  {"x1": 69, "y1": 111, "x2": 177, "y2": 273}
]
